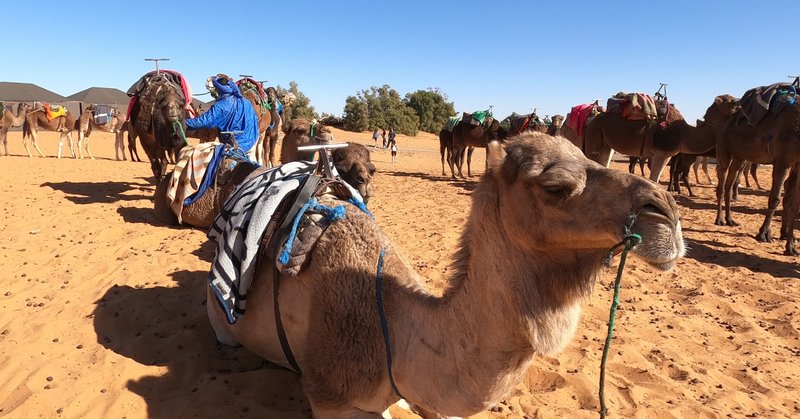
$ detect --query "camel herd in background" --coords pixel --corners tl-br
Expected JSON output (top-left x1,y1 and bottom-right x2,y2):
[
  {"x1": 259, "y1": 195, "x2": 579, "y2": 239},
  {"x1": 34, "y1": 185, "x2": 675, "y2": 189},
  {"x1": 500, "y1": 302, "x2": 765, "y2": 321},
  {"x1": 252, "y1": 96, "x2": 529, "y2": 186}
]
[{"x1": 439, "y1": 81, "x2": 800, "y2": 256}]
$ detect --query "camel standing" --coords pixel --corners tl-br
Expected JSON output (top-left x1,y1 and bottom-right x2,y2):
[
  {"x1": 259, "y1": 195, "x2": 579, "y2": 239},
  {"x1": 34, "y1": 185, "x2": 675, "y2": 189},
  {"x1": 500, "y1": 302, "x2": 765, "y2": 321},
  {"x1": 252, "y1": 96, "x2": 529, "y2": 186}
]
[
  {"x1": 206, "y1": 132, "x2": 685, "y2": 417},
  {"x1": 24, "y1": 103, "x2": 77, "y2": 158},
  {"x1": 76, "y1": 105, "x2": 127, "y2": 160},
  {"x1": 0, "y1": 103, "x2": 31, "y2": 155},
  {"x1": 583, "y1": 99, "x2": 693, "y2": 183},
  {"x1": 236, "y1": 78, "x2": 272, "y2": 165},
  {"x1": 450, "y1": 115, "x2": 507, "y2": 178},
  {"x1": 127, "y1": 73, "x2": 188, "y2": 181},
  {"x1": 438, "y1": 128, "x2": 453, "y2": 176},
  {"x1": 714, "y1": 95, "x2": 800, "y2": 242}
]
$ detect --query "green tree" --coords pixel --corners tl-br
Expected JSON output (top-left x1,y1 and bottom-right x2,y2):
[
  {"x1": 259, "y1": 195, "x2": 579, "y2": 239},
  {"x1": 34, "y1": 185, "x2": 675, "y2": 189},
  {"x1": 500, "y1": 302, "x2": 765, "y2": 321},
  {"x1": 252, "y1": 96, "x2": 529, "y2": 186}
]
[
  {"x1": 342, "y1": 85, "x2": 420, "y2": 136},
  {"x1": 404, "y1": 88, "x2": 456, "y2": 134},
  {"x1": 275, "y1": 81, "x2": 317, "y2": 123}
]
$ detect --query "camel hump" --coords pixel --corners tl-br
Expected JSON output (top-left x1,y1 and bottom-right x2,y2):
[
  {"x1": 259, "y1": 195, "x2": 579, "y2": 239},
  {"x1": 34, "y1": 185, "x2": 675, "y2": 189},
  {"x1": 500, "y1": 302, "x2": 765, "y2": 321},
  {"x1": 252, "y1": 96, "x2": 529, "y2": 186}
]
[{"x1": 740, "y1": 82, "x2": 798, "y2": 126}]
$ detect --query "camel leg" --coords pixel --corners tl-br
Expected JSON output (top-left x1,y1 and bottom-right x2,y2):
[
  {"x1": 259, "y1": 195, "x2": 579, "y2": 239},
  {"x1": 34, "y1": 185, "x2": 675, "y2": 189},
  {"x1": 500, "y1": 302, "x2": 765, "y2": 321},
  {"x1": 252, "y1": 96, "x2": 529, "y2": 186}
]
[
  {"x1": 83, "y1": 132, "x2": 95, "y2": 160},
  {"x1": 682, "y1": 170, "x2": 694, "y2": 197},
  {"x1": 115, "y1": 131, "x2": 125, "y2": 160},
  {"x1": 440, "y1": 145, "x2": 448, "y2": 176},
  {"x1": 447, "y1": 146, "x2": 458, "y2": 179},
  {"x1": 756, "y1": 162, "x2": 791, "y2": 243},
  {"x1": 723, "y1": 159, "x2": 746, "y2": 226},
  {"x1": 742, "y1": 162, "x2": 752, "y2": 189},
  {"x1": 715, "y1": 154, "x2": 731, "y2": 225},
  {"x1": 466, "y1": 147, "x2": 475, "y2": 177},
  {"x1": 648, "y1": 152, "x2": 670, "y2": 184},
  {"x1": 596, "y1": 147, "x2": 614, "y2": 168},
  {"x1": 628, "y1": 157, "x2": 637, "y2": 174},
  {"x1": 751, "y1": 163, "x2": 762, "y2": 190},
  {"x1": 30, "y1": 129, "x2": 46, "y2": 158},
  {"x1": 781, "y1": 163, "x2": 800, "y2": 255},
  {"x1": 703, "y1": 157, "x2": 712, "y2": 184},
  {"x1": 77, "y1": 130, "x2": 85, "y2": 159},
  {"x1": 66, "y1": 132, "x2": 77, "y2": 158},
  {"x1": 692, "y1": 156, "x2": 702, "y2": 184},
  {"x1": 1, "y1": 130, "x2": 7, "y2": 156}
]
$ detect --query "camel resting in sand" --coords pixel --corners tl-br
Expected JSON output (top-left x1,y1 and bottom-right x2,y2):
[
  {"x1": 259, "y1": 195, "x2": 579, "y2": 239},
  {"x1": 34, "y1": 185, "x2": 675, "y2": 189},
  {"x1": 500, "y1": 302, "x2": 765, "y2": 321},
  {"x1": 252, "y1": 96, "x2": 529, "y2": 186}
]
[
  {"x1": 153, "y1": 142, "x2": 376, "y2": 229},
  {"x1": 280, "y1": 118, "x2": 335, "y2": 164},
  {"x1": 206, "y1": 131, "x2": 685, "y2": 418}
]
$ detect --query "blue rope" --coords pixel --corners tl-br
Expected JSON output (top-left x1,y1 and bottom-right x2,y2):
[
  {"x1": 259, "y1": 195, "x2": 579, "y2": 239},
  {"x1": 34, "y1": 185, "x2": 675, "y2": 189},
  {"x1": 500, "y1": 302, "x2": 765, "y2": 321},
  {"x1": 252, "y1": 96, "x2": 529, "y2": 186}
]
[
  {"x1": 278, "y1": 198, "x2": 346, "y2": 265},
  {"x1": 376, "y1": 247, "x2": 404, "y2": 398},
  {"x1": 347, "y1": 197, "x2": 373, "y2": 219}
]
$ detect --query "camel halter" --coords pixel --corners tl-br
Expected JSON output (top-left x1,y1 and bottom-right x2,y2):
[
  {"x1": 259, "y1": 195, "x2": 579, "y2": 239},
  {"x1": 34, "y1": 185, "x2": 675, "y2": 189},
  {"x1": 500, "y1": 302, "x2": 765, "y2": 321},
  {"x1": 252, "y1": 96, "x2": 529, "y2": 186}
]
[
  {"x1": 375, "y1": 246, "x2": 406, "y2": 400},
  {"x1": 599, "y1": 214, "x2": 642, "y2": 419}
]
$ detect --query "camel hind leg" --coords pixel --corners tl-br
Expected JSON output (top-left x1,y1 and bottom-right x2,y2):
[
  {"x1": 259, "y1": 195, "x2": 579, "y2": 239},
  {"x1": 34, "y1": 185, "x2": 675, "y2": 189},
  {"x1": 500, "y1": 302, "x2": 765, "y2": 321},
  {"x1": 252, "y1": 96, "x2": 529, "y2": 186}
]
[
  {"x1": 756, "y1": 162, "x2": 791, "y2": 243},
  {"x1": 81, "y1": 131, "x2": 96, "y2": 160},
  {"x1": 115, "y1": 131, "x2": 125, "y2": 160},
  {"x1": 29, "y1": 129, "x2": 46, "y2": 158},
  {"x1": 648, "y1": 151, "x2": 670, "y2": 184}
]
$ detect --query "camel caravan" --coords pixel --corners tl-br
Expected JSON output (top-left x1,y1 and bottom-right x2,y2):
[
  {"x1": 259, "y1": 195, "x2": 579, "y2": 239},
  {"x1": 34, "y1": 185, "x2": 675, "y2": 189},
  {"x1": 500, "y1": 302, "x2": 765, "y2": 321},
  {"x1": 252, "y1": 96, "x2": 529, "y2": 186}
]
[{"x1": 5, "y1": 71, "x2": 800, "y2": 416}]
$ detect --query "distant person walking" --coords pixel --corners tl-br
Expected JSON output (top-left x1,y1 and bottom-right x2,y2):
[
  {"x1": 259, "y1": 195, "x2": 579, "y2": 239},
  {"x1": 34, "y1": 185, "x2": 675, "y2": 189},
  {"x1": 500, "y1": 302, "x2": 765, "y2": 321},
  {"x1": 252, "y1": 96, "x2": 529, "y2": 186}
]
[
  {"x1": 381, "y1": 129, "x2": 387, "y2": 148},
  {"x1": 391, "y1": 141, "x2": 398, "y2": 163},
  {"x1": 388, "y1": 127, "x2": 396, "y2": 147},
  {"x1": 372, "y1": 129, "x2": 379, "y2": 147}
]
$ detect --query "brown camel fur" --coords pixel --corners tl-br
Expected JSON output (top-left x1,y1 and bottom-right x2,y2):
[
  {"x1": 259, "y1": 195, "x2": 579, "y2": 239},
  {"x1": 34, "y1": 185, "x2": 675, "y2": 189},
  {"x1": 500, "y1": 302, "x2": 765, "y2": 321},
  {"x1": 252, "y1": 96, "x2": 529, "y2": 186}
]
[
  {"x1": 280, "y1": 119, "x2": 335, "y2": 164},
  {"x1": 127, "y1": 74, "x2": 187, "y2": 181},
  {"x1": 23, "y1": 104, "x2": 77, "y2": 158},
  {"x1": 583, "y1": 99, "x2": 689, "y2": 183},
  {"x1": 76, "y1": 105, "x2": 127, "y2": 160},
  {"x1": 153, "y1": 156, "x2": 259, "y2": 228},
  {"x1": 332, "y1": 142, "x2": 376, "y2": 203},
  {"x1": 714, "y1": 94, "x2": 800, "y2": 243},
  {"x1": 450, "y1": 116, "x2": 507, "y2": 178},
  {"x1": 206, "y1": 132, "x2": 685, "y2": 418},
  {"x1": 438, "y1": 128, "x2": 453, "y2": 176},
  {"x1": 237, "y1": 79, "x2": 272, "y2": 165},
  {"x1": 1, "y1": 103, "x2": 31, "y2": 155},
  {"x1": 153, "y1": 142, "x2": 375, "y2": 229}
]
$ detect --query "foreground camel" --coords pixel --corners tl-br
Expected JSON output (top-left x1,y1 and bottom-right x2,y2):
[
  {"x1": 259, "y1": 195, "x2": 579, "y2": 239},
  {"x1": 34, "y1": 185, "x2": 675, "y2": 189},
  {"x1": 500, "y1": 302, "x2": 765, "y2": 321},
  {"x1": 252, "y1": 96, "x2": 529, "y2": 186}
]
[
  {"x1": 207, "y1": 132, "x2": 685, "y2": 418},
  {"x1": 75, "y1": 105, "x2": 127, "y2": 160},
  {"x1": 0, "y1": 103, "x2": 31, "y2": 155},
  {"x1": 153, "y1": 142, "x2": 375, "y2": 228},
  {"x1": 450, "y1": 115, "x2": 507, "y2": 178},
  {"x1": 280, "y1": 118, "x2": 335, "y2": 163},
  {"x1": 714, "y1": 91, "x2": 800, "y2": 242},
  {"x1": 23, "y1": 103, "x2": 77, "y2": 158}
]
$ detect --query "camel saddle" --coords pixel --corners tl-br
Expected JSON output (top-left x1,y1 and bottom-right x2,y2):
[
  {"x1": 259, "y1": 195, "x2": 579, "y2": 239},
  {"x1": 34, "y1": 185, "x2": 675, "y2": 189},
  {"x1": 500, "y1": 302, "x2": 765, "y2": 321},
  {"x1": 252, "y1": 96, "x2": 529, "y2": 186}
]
[
  {"x1": 443, "y1": 116, "x2": 461, "y2": 132},
  {"x1": 92, "y1": 104, "x2": 115, "y2": 125},
  {"x1": 606, "y1": 92, "x2": 657, "y2": 121},
  {"x1": 236, "y1": 77, "x2": 268, "y2": 107},
  {"x1": 43, "y1": 103, "x2": 67, "y2": 120},
  {"x1": 463, "y1": 110, "x2": 492, "y2": 126},
  {"x1": 740, "y1": 82, "x2": 797, "y2": 126}
]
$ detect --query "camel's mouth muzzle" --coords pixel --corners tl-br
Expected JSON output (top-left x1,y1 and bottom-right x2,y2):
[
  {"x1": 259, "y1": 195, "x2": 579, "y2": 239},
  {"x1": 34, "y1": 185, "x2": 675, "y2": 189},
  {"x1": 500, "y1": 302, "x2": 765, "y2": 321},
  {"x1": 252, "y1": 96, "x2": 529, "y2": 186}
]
[{"x1": 628, "y1": 202, "x2": 685, "y2": 271}]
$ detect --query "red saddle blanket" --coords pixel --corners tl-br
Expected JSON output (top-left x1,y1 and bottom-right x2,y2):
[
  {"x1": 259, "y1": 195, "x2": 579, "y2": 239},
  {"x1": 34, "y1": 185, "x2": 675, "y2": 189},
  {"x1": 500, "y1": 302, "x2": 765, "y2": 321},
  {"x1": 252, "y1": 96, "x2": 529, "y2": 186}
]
[{"x1": 566, "y1": 104, "x2": 599, "y2": 138}]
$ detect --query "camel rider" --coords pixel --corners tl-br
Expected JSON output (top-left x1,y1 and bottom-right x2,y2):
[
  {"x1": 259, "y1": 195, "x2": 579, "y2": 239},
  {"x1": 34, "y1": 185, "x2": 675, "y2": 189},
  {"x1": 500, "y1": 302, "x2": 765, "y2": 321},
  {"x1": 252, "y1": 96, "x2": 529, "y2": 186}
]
[{"x1": 186, "y1": 74, "x2": 259, "y2": 158}]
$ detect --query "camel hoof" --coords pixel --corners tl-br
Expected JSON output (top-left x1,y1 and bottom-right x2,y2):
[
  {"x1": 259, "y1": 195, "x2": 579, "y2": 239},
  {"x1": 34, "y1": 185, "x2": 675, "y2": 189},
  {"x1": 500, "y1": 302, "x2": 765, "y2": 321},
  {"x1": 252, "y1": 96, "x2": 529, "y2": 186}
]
[
  {"x1": 726, "y1": 219, "x2": 740, "y2": 227},
  {"x1": 784, "y1": 246, "x2": 798, "y2": 256},
  {"x1": 755, "y1": 232, "x2": 772, "y2": 243},
  {"x1": 714, "y1": 219, "x2": 725, "y2": 226}
]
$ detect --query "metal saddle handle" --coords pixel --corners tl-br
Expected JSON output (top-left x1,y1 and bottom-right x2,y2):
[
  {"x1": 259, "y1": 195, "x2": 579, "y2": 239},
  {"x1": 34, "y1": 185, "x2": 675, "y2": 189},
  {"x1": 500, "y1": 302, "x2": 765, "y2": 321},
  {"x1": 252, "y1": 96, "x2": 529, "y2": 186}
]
[{"x1": 297, "y1": 143, "x2": 349, "y2": 180}]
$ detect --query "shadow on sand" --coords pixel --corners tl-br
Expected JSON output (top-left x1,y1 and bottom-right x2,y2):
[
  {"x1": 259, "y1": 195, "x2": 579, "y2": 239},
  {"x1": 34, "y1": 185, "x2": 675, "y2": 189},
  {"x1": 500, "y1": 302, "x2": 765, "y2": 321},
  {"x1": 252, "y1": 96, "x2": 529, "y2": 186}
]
[
  {"x1": 41, "y1": 180, "x2": 154, "y2": 205},
  {"x1": 384, "y1": 169, "x2": 478, "y2": 193},
  {"x1": 92, "y1": 269, "x2": 311, "y2": 418},
  {"x1": 685, "y1": 238, "x2": 800, "y2": 279}
]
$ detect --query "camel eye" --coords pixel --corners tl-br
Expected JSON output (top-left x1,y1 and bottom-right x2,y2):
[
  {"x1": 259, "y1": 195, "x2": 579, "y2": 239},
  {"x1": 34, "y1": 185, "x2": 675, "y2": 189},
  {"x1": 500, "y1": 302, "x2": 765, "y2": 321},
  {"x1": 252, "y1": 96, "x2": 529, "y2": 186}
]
[
  {"x1": 356, "y1": 175, "x2": 365, "y2": 184},
  {"x1": 544, "y1": 185, "x2": 564, "y2": 195}
]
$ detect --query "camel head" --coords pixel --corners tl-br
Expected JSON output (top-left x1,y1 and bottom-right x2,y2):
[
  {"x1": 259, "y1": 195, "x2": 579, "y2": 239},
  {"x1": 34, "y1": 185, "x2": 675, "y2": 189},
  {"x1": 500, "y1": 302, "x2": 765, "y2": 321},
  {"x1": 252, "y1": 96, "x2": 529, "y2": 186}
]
[
  {"x1": 280, "y1": 118, "x2": 335, "y2": 163},
  {"x1": 486, "y1": 131, "x2": 684, "y2": 270},
  {"x1": 550, "y1": 114, "x2": 565, "y2": 128},
  {"x1": 703, "y1": 94, "x2": 740, "y2": 128},
  {"x1": 143, "y1": 76, "x2": 186, "y2": 149},
  {"x1": 656, "y1": 100, "x2": 684, "y2": 123},
  {"x1": 332, "y1": 142, "x2": 376, "y2": 203},
  {"x1": 486, "y1": 118, "x2": 508, "y2": 142}
]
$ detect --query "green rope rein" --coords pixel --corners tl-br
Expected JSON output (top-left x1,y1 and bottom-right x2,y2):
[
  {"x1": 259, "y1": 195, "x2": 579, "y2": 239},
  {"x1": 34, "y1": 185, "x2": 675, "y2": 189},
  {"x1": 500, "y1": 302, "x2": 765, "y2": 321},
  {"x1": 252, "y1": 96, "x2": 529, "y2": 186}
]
[
  {"x1": 599, "y1": 231, "x2": 642, "y2": 418},
  {"x1": 173, "y1": 120, "x2": 188, "y2": 146}
]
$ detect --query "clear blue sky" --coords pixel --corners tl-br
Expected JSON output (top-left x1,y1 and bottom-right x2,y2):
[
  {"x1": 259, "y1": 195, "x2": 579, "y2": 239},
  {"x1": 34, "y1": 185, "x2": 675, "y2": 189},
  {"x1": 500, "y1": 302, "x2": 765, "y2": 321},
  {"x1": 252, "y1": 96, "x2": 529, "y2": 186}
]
[{"x1": 3, "y1": 1, "x2": 798, "y2": 125}]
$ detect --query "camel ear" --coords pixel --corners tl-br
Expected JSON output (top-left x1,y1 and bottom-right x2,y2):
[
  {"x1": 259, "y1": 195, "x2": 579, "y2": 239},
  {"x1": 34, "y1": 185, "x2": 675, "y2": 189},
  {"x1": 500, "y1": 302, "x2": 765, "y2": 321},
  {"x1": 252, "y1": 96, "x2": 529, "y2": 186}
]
[{"x1": 487, "y1": 140, "x2": 507, "y2": 175}]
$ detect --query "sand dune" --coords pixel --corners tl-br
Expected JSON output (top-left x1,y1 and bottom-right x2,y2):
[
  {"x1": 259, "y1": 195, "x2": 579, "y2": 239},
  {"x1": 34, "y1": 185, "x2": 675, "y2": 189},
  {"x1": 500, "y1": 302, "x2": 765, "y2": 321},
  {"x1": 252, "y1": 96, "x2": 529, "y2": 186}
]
[{"x1": 0, "y1": 129, "x2": 798, "y2": 418}]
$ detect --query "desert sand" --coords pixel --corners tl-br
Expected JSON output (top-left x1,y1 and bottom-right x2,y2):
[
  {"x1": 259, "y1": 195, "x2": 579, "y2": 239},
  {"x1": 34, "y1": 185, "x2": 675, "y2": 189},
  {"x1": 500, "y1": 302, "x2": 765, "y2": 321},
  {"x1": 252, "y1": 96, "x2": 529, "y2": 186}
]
[{"x1": 0, "y1": 128, "x2": 798, "y2": 419}]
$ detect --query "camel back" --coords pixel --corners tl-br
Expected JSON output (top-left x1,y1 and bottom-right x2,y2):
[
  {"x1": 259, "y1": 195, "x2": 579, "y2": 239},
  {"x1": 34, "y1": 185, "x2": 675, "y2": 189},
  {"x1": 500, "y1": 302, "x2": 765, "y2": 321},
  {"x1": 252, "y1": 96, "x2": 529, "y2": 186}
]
[
  {"x1": 442, "y1": 116, "x2": 461, "y2": 132},
  {"x1": 237, "y1": 78, "x2": 269, "y2": 114},
  {"x1": 606, "y1": 92, "x2": 659, "y2": 121},
  {"x1": 463, "y1": 110, "x2": 493, "y2": 126},
  {"x1": 740, "y1": 82, "x2": 798, "y2": 126}
]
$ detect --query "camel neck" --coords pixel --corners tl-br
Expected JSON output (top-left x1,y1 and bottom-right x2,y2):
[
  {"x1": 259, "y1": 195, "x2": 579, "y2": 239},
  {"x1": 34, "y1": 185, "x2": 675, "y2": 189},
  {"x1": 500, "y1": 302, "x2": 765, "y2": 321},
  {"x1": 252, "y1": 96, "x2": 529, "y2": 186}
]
[{"x1": 390, "y1": 179, "x2": 603, "y2": 415}]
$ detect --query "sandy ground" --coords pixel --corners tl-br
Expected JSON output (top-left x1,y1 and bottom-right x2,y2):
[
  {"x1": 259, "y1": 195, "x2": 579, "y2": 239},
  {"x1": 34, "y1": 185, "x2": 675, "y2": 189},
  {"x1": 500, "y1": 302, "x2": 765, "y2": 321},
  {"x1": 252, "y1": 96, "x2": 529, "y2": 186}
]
[{"x1": 0, "y1": 128, "x2": 798, "y2": 419}]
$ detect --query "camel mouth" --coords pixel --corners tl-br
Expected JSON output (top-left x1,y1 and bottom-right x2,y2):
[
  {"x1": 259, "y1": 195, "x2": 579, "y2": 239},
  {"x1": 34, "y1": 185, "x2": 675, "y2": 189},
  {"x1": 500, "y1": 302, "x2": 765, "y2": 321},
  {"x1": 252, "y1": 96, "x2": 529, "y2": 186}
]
[
  {"x1": 637, "y1": 203, "x2": 672, "y2": 224},
  {"x1": 629, "y1": 204, "x2": 684, "y2": 271}
]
